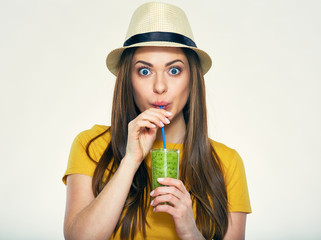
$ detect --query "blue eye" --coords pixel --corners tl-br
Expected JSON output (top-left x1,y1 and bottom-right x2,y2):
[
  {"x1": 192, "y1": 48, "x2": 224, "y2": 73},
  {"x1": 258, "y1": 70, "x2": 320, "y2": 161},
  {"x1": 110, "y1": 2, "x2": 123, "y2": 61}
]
[
  {"x1": 139, "y1": 68, "x2": 151, "y2": 76},
  {"x1": 169, "y1": 67, "x2": 181, "y2": 75}
]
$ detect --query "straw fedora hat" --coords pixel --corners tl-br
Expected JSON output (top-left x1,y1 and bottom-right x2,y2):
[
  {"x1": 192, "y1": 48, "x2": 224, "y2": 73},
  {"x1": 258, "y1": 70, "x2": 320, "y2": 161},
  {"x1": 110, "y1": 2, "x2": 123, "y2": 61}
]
[{"x1": 106, "y1": 2, "x2": 212, "y2": 76}]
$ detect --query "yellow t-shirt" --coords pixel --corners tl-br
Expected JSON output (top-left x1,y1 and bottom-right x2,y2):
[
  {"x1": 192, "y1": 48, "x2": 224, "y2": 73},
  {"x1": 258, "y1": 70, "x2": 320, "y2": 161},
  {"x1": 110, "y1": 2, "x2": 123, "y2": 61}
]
[{"x1": 63, "y1": 125, "x2": 251, "y2": 239}]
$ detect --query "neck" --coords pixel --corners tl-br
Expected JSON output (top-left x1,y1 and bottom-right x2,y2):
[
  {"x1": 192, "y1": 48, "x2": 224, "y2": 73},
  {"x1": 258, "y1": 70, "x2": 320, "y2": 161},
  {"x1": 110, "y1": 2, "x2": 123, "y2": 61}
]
[{"x1": 156, "y1": 112, "x2": 186, "y2": 144}]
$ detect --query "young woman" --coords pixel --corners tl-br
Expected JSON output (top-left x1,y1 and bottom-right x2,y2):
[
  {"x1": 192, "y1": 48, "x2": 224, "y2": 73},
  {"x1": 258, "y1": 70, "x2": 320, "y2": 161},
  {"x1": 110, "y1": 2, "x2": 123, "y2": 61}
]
[{"x1": 63, "y1": 2, "x2": 251, "y2": 240}]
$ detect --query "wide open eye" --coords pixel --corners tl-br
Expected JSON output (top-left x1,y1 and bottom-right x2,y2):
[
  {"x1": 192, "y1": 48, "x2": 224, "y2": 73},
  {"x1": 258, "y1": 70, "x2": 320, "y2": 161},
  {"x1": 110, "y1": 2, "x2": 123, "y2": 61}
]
[
  {"x1": 169, "y1": 67, "x2": 181, "y2": 76},
  {"x1": 139, "y1": 67, "x2": 151, "y2": 76}
]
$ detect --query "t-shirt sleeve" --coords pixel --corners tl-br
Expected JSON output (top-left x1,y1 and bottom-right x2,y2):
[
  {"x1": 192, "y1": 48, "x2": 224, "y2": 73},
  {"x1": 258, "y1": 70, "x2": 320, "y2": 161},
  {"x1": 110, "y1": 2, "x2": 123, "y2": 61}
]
[
  {"x1": 224, "y1": 150, "x2": 252, "y2": 213},
  {"x1": 62, "y1": 135, "x2": 97, "y2": 185}
]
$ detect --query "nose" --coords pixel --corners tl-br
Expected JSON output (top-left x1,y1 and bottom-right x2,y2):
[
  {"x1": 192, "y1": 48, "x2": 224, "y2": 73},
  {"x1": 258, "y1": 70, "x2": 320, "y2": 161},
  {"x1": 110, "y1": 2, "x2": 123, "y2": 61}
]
[{"x1": 153, "y1": 73, "x2": 167, "y2": 94}]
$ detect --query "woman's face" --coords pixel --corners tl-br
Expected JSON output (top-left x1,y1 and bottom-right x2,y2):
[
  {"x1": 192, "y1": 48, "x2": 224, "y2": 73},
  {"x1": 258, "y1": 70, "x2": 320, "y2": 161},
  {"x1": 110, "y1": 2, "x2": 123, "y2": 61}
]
[{"x1": 131, "y1": 46, "x2": 190, "y2": 120}]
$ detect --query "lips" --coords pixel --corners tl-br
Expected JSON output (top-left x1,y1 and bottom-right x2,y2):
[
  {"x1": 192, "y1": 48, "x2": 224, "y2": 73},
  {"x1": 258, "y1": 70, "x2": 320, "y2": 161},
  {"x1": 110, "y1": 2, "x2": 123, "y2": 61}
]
[{"x1": 152, "y1": 101, "x2": 170, "y2": 110}]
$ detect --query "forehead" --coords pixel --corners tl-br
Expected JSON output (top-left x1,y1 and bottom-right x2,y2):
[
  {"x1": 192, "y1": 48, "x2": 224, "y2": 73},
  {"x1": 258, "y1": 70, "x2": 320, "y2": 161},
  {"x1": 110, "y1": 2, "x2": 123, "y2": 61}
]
[{"x1": 132, "y1": 47, "x2": 187, "y2": 62}]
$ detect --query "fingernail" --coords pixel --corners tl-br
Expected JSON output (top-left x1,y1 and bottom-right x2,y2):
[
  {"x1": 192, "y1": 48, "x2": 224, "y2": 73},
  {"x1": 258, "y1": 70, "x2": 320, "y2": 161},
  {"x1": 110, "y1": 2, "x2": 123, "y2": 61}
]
[
  {"x1": 164, "y1": 118, "x2": 170, "y2": 124},
  {"x1": 151, "y1": 124, "x2": 156, "y2": 128},
  {"x1": 150, "y1": 200, "x2": 154, "y2": 205},
  {"x1": 157, "y1": 178, "x2": 164, "y2": 182},
  {"x1": 153, "y1": 207, "x2": 156, "y2": 212},
  {"x1": 159, "y1": 121, "x2": 164, "y2": 127},
  {"x1": 166, "y1": 111, "x2": 172, "y2": 116},
  {"x1": 150, "y1": 190, "x2": 154, "y2": 196}
]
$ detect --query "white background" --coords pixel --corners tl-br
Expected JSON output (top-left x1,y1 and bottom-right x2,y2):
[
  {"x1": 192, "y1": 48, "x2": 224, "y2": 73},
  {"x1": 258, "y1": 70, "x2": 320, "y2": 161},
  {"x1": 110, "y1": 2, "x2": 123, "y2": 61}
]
[{"x1": 1, "y1": 0, "x2": 320, "y2": 239}]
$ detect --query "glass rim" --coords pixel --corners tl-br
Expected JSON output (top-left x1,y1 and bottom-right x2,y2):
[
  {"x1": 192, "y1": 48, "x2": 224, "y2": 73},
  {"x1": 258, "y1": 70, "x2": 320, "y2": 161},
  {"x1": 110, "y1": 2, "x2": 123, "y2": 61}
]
[{"x1": 150, "y1": 148, "x2": 180, "y2": 153}]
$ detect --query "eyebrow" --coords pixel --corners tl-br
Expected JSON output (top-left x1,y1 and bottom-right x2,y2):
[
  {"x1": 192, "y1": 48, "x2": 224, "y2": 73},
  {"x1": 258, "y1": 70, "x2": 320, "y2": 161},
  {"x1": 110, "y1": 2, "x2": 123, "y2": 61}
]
[
  {"x1": 134, "y1": 59, "x2": 185, "y2": 67},
  {"x1": 165, "y1": 59, "x2": 184, "y2": 67}
]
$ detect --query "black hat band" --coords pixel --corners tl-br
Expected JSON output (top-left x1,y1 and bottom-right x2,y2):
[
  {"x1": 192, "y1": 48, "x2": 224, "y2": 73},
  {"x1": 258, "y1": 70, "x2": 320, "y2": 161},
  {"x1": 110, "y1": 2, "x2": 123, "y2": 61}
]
[{"x1": 123, "y1": 31, "x2": 197, "y2": 48}]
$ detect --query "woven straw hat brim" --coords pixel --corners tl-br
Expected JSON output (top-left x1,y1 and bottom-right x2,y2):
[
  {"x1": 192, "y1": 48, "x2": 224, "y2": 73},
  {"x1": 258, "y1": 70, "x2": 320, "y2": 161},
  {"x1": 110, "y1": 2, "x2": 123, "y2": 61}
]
[{"x1": 106, "y1": 42, "x2": 212, "y2": 76}]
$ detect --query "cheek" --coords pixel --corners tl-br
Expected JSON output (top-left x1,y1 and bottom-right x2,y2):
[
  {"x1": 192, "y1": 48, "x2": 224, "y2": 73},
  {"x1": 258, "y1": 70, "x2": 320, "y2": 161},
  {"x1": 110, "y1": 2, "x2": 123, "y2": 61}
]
[
  {"x1": 181, "y1": 87, "x2": 190, "y2": 104},
  {"x1": 132, "y1": 79, "x2": 146, "y2": 96},
  {"x1": 132, "y1": 86, "x2": 142, "y2": 103},
  {"x1": 131, "y1": 80, "x2": 149, "y2": 110},
  {"x1": 131, "y1": 76, "x2": 140, "y2": 104},
  {"x1": 179, "y1": 75, "x2": 190, "y2": 100},
  {"x1": 171, "y1": 80, "x2": 190, "y2": 110},
  {"x1": 133, "y1": 89, "x2": 144, "y2": 103}
]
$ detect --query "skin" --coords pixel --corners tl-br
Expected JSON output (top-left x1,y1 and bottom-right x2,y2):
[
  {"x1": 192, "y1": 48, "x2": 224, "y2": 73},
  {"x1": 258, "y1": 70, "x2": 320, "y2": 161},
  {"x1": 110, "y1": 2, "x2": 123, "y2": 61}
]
[
  {"x1": 130, "y1": 46, "x2": 190, "y2": 146},
  {"x1": 63, "y1": 46, "x2": 247, "y2": 240}
]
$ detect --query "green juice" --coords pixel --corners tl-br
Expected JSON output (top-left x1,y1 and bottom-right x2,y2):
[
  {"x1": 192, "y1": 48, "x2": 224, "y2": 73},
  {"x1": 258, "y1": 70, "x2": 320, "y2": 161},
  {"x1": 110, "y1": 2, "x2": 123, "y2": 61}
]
[{"x1": 151, "y1": 149, "x2": 179, "y2": 190}]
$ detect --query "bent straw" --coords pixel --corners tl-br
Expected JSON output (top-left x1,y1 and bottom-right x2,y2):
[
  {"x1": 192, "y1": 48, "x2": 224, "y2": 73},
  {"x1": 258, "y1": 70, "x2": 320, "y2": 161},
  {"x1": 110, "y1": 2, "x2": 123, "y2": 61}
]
[{"x1": 160, "y1": 106, "x2": 167, "y2": 149}]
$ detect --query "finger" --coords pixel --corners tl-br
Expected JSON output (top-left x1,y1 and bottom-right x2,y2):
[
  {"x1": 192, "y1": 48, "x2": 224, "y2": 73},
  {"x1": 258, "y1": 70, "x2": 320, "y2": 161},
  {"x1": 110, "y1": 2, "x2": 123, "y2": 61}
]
[
  {"x1": 151, "y1": 185, "x2": 192, "y2": 210},
  {"x1": 151, "y1": 193, "x2": 180, "y2": 207},
  {"x1": 157, "y1": 178, "x2": 187, "y2": 193},
  {"x1": 138, "y1": 110, "x2": 170, "y2": 127},
  {"x1": 143, "y1": 108, "x2": 171, "y2": 123},
  {"x1": 153, "y1": 202, "x2": 183, "y2": 218},
  {"x1": 146, "y1": 107, "x2": 173, "y2": 118},
  {"x1": 131, "y1": 120, "x2": 157, "y2": 133},
  {"x1": 144, "y1": 108, "x2": 172, "y2": 122},
  {"x1": 151, "y1": 186, "x2": 185, "y2": 200}
]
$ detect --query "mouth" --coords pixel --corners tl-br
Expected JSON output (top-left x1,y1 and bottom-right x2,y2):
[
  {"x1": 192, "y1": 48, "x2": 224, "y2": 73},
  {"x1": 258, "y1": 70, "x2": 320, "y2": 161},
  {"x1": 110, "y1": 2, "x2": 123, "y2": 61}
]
[{"x1": 152, "y1": 102, "x2": 170, "y2": 110}]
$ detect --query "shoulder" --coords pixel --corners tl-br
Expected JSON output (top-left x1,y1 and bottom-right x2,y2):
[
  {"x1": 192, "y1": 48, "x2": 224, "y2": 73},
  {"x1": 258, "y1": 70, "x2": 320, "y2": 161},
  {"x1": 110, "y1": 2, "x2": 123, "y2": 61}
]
[
  {"x1": 209, "y1": 139, "x2": 252, "y2": 213},
  {"x1": 72, "y1": 125, "x2": 111, "y2": 161},
  {"x1": 75, "y1": 125, "x2": 110, "y2": 146},
  {"x1": 209, "y1": 139, "x2": 243, "y2": 172},
  {"x1": 209, "y1": 139, "x2": 236, "y2": 159},
  {"x1": 75, "y1": 124, "x2": 110, "y2": 140},
  {"x1": 63, "y1": 125, "x2": 111, "y2": 184}
]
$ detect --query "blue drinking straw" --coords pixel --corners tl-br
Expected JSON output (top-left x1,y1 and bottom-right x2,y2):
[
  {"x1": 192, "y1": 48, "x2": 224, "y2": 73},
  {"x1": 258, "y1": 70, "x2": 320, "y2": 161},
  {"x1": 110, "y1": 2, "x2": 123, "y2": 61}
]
[{"x1": 160, "y1": 106, "x2": 167, "y2": 149}]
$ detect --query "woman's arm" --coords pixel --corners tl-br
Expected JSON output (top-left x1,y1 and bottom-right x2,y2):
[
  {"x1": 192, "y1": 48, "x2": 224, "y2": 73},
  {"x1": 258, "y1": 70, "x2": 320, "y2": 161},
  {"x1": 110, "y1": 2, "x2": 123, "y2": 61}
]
[
  {"x1": 64, "y1": 157, "x2": 140, "y2": 240},
  {"x1": 223, "y1": 212, "x2": 247, "y2": 240},
  {"x1": 151, "y1": 178, "x2": 204, "y2": 240},
  {"x1": 63, "y1": 108, "x2": 171, "y2": 240},
  {"x1": 151, "y1": 178, "x2": 248, "y2": 240}
]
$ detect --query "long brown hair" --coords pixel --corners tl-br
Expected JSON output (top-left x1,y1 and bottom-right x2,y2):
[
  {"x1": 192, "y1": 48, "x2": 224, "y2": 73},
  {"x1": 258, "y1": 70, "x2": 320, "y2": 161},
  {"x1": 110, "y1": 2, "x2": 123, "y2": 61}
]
[{"x1": 86, "y1": 47, "x2": 228, "y2": 239}]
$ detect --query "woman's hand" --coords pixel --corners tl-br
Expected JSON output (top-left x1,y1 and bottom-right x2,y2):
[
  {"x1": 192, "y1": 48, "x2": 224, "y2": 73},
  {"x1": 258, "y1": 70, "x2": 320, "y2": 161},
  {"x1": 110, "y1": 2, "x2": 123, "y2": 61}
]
[
  {"x1": 125, "y1": 108, "x2": 172, "y2": 163},
  {"x1": 150, "y1": 178, "x2": 205, "y2": 240}
]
